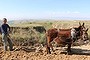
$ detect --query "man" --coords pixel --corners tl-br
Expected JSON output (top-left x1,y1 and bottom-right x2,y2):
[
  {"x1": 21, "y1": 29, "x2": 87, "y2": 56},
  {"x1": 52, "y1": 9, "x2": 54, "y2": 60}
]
[{"x1": 1, "y1": 18, "x2": 13, "y2": 51}]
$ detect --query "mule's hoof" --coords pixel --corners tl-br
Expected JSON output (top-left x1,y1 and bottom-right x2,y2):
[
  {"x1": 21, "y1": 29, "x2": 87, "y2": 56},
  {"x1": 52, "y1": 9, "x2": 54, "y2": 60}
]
[{"x1": 47, "y1": 52, "x2": 51, "y2": 54}]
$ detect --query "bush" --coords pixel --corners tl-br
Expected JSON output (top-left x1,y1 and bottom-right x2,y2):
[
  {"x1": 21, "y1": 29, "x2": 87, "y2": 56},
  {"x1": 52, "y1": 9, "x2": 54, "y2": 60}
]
[{"x1": 38, "y1": 33, "x2": 46, "y2": 45}]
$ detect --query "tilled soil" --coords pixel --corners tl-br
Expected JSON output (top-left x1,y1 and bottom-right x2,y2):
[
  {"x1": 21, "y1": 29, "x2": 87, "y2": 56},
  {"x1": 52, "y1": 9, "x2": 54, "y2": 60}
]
[{"x1": 0, "y1": 45, "x2": 90, "y2": 60}]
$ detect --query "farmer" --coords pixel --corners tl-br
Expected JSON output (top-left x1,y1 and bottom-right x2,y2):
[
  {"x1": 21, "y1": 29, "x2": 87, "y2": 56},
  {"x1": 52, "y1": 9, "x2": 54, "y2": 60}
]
[{"x1": 1, "y1": 18, "x2": 13, "y2": 51}]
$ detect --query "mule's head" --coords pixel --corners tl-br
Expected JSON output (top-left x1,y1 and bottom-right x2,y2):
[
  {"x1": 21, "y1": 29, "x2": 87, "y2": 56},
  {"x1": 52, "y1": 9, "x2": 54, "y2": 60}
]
[
  {"x1": 77, "y1": 22, "x2": 89, "y2": 40},
  {"x1": 78, "y1": 22, "x2": 85, "y2": 31},
  {"x1": 75, "y1": 22, "x2": 86, "y2": 39}
]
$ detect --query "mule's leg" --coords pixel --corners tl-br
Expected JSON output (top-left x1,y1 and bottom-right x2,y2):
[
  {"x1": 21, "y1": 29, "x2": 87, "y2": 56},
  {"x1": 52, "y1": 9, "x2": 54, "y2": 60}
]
[
  {"x1": 67, "y1": 43, "x2": 71, "y2": 54},
  {"x1": 50, "y1": 43, "x2": 54, "y2": 52},
  {"x1": 46, "y1": 37, "x2": 51, "y2": 54},
  {"x1": 46, "y1": 45, "x2": 51, "y2": 54}
]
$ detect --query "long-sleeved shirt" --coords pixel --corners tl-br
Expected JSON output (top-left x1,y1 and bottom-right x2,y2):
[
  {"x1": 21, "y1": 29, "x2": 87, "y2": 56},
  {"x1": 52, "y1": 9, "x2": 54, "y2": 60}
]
[{"x1": 1, "y1": 24, "x2": 10, "y2": 34}]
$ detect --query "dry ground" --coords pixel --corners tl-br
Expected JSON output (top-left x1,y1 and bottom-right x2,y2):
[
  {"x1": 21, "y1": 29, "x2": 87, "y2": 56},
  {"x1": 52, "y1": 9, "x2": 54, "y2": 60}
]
[{"x1": 0, "y1": 44, "x2": 90, "y2": 60}]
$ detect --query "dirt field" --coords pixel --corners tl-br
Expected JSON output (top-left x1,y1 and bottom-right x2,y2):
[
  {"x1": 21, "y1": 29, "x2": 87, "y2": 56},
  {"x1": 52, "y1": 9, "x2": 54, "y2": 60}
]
[
  {"x1": 0, "y1": 21, "x2": 89, "y2": 60},
  {"x1": 0, "y1": 44, "x2": 90, "y2": 60}
]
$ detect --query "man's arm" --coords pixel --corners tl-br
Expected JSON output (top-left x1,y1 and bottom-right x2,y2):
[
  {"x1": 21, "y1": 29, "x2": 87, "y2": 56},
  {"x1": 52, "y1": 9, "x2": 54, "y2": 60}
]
[{"x1": 7, "y1": 24, "x2": 10, "y2": 31}]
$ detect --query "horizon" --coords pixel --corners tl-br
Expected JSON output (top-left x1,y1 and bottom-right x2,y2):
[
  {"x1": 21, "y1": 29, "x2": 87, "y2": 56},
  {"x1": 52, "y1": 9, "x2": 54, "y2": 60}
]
[{"x1": 0, "y1": 0, "x2": 90, "y2": 20}]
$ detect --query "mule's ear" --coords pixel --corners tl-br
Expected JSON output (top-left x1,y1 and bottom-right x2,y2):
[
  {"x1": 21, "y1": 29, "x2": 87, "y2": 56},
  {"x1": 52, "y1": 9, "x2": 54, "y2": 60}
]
[
  {"x1": 79, "y1": 22, "x2": 81, "y2": 26},
  {"x1": 86, "y1": 28, "x2": 88, "y2": 31},
  {"x1": 82, "y1": 23, "x2": 85, "y2": 26}
]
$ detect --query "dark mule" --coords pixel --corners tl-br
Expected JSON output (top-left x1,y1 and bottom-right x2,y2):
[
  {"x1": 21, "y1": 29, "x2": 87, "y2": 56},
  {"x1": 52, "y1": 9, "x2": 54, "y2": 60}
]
[
  {"x1": 46, "y1": 22, "x2": 87, "y2": 54},
  {"x1": 74, "y1": 22, "x2": 85, "y2": 39},
  {"x1": 74, "y1": 22, "x2": 89, "y2": 40}
]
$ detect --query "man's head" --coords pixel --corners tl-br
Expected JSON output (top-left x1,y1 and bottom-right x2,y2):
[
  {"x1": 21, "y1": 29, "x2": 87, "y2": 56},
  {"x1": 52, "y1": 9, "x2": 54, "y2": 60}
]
[{"x1": 3, "y1": 18, "x2": 7, "y2": 24}]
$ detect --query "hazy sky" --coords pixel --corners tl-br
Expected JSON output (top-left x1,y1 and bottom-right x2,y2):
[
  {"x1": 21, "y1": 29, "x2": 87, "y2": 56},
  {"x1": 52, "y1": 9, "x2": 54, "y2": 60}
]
[{"x1": 0, "y1": 0, "x2": 90, "y2": 20}]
